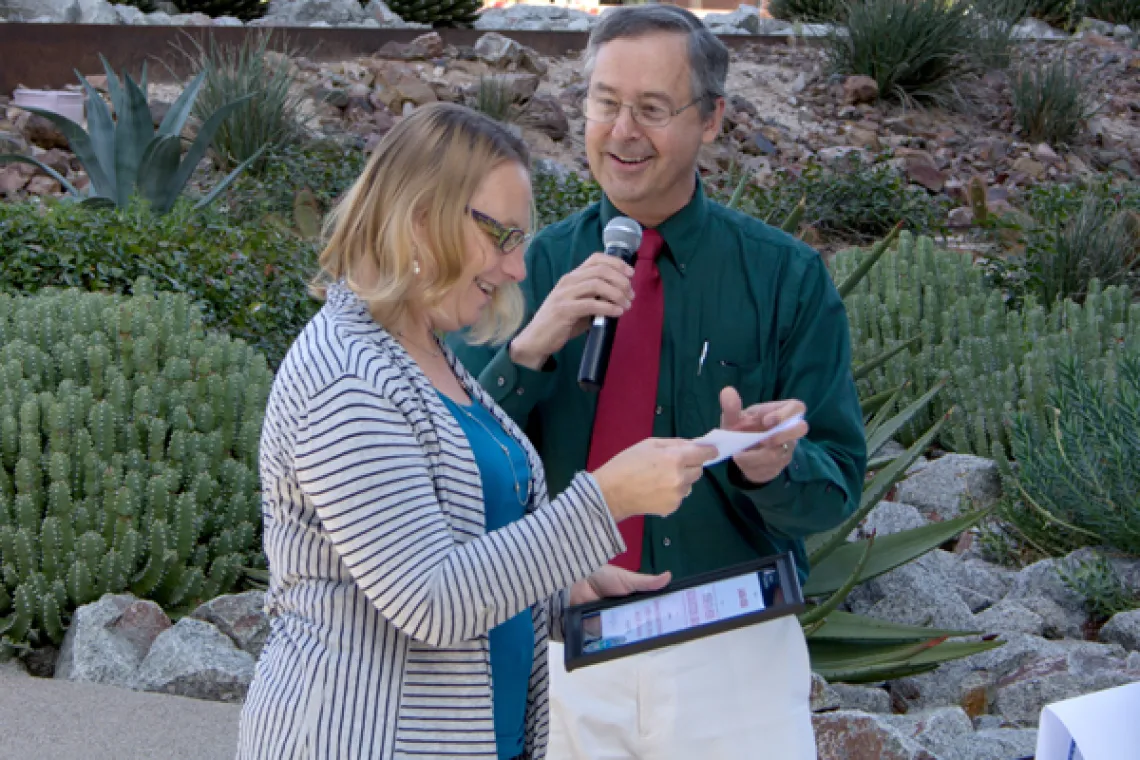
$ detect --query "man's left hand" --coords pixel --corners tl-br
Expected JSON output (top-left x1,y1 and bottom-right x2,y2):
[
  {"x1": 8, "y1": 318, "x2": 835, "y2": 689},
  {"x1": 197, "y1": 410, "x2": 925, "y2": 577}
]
[
  {"x1": 569, "y1": 565, "x2": 672, "y2": 606},
  {"x1": 719, "y1": 387, "x2": 809, "y2": 486}
]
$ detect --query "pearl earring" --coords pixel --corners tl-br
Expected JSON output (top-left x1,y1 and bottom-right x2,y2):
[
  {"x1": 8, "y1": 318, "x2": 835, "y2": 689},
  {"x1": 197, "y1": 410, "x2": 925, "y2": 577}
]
[{"x1": 413, "y1": 260, "x2": 421, "y2": 275}]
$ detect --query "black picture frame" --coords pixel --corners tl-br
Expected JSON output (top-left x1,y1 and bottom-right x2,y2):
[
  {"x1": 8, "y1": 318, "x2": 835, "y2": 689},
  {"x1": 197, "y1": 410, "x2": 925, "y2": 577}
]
[{"x1": 563, "y1": 552, "x2": 806, "y2": 672}]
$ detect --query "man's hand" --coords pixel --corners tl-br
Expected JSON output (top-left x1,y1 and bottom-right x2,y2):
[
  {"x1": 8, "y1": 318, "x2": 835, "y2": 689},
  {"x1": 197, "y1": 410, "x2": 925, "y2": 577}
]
[
  {"x1": 569, "y1": 565, "x2": 672, "y2": 606},
  {"x1": 719, "y1": 387, "x2": 809, "y2": 486},
  {"x1": 509, "y1": 253, "x2": 634, "y2": 370}
]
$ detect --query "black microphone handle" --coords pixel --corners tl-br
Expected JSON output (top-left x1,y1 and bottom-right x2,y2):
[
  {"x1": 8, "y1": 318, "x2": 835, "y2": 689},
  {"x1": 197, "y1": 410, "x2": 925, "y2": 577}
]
[{"x1": 577, "y1": 247, "x2": 637, "y2": 392}]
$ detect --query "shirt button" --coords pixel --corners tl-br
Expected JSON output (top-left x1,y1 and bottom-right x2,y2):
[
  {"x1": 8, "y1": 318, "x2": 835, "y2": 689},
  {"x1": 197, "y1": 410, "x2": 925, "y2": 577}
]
[
  {"x1": 516, "y1": 387, "x2": 525, "y2": 396},
  {"x1": 655, "y1": 405, "x2": 663, "y2": 415},
  {"x1": 663, "y1": 538, "x2": 671, "y2": 547},
  {"x1": 497, "y1": 376, "x2": 506, "y2": 387}
]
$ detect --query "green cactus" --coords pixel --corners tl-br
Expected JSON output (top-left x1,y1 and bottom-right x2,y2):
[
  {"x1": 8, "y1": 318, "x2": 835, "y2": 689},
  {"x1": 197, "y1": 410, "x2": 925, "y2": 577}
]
[
  {"x1": 386, "y1": 0, "x2": 482, "y2": 27},
  {"x1": 0, "y1": 282, "x2": 271, "y2": 649}
]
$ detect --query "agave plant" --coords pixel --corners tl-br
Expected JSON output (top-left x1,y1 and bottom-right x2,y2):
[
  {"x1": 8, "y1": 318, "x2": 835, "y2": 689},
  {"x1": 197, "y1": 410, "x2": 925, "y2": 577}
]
[
  {"x1": 729, "y1": 179, "x2": 1003, "y2": 682},
  {"x1": 0, "y1": 56, "x2": 263, "y2": 215}
]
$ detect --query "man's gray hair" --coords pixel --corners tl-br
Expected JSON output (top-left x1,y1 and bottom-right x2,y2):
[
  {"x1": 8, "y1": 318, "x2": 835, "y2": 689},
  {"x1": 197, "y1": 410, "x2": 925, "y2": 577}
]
[{"x1": 584, "y1": 4, "x2": 729, "y2": 118}]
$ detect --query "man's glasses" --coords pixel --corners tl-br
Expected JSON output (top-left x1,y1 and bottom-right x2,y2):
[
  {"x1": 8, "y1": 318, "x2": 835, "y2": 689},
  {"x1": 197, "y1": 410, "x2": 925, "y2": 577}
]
[
  {"x1": 582, "y1": 93, "x2": 702, "y2": 129},
  {"x1": 469, "y1": 208, "x2": 530, "y2": 254}
]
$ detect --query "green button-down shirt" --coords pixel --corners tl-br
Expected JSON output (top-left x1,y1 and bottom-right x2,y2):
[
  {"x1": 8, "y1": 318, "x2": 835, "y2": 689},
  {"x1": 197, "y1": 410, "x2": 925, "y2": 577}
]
[{"x1": 448, "y1": 180, "x2": 866, "y2": 584}]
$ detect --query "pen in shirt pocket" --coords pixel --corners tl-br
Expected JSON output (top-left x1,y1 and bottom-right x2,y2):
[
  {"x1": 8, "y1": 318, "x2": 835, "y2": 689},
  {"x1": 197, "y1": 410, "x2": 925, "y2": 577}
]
[{"x1": 698, "y1": 341, "x2": 708, "y2": 376}]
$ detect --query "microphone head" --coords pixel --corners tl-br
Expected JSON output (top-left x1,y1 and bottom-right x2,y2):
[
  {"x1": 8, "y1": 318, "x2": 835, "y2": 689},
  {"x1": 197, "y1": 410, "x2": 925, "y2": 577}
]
[{"x1": 603, "y1": 216, "x2": 642, "y2": 253}]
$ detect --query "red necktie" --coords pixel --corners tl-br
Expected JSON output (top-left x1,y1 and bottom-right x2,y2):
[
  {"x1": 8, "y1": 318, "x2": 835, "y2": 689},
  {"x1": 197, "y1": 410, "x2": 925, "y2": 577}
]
[{"x1": 585, "y1": 228, "x2": 666, "y2": 572}]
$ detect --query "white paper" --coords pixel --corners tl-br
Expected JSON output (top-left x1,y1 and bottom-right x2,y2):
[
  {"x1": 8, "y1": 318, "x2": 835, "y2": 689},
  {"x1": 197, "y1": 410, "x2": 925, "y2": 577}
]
[
  {"x1": 692, "y1": 414, "x2": 805, "y2": 466},
  {"x1": 597, "y1": 573, "x2": 766, "y2": 645},
  {"x1": 1035, "y1": 681, "x2": 1140, "y2": 760}
]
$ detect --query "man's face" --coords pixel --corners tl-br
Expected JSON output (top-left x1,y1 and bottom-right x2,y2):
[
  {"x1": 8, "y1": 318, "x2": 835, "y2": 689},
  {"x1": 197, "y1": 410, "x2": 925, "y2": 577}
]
[{"x1": 584, "y1": 32, "x2": 724, "y2": 223}]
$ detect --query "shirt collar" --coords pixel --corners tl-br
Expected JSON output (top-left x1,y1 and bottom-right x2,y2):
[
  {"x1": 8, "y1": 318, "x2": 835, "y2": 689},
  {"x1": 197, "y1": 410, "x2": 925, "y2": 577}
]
[{"x1": 598, "y1": 174, "x2": 709, "y2": 277}]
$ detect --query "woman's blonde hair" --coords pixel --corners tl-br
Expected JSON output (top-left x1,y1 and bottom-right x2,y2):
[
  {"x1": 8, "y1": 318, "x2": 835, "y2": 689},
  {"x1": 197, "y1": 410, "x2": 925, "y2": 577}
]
[{"x1": 312, "y1": 102, "x2": 531, "y2": 345}]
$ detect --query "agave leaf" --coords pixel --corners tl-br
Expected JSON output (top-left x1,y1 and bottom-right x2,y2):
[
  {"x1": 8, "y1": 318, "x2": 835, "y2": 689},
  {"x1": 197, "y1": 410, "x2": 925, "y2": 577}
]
[
  {"x1": 191, "y1": 144, "x2": 267, "y2": 214},
  {"x1": 781, "y1": 197, "x2": 806, "y2": 235},
  {"x1": 805, "y1": 610, "x2": 980, "y2": 642},
  {"x1": 157, "y1": 70, "x2": 207, "y2": 139},
  {"x1": 72, "y1": 71, "x2": 117, "y2": 197},
  {"x1": 865, "y1": 381, "x2": 946, "y2": 462},
  {"x1": 853, "y1": 336, "x2": 921, "y2": 383},
  {"x1": 114, "y1": 73, "x2": 158, "y2": 207},
  {"x1": 804, "y1": 505, "x2": 993, "y2": 598},
  {"x1": 161, "y1": 94, "x2": 254, "y2": 214},
  {"x1": 15, "y1": 105, "x2": 113, "y2": 198},
  {"x1": 860, "y1": 387, "x2": 899, "y2": 419},
  {"x1": 810, "y1": 636, "x2": 949, "y2": 671},
  {"x1": 801, "y1": 533, "x2": 876, "y2": 629},
  {"x1": 836, "y1": 221, "x2": 903, "y2": 299},
  {"x1": 99, "y1": 54, "x2": 126, "y2": 121},
  {"x1": 0, "y1": 155, "x2": 82, "y2": 197},
  {"x1": 811, "y1": 639, "x2": 1003, "y2": 684},
  {"x1": 864, "y1": 381, "x2": 908, "y2": 440},
  {"x1": 727, "y1": 173, "x2": 748, "y2": 210},
  {"x1": 866, "y1": 453, "x2": 903, "y2": 471},
  {"x1": 136, "y1": 135, "x2": 183, "y2": 208},
  {"x1": 808, "y1": 408, "x2": 949, "y2": 568}
]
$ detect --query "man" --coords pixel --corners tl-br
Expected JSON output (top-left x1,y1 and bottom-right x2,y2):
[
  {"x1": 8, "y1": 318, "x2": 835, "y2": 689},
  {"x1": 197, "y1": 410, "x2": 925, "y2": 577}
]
[{"x1": 450, "y1": 6, "x2": 866, "y2": 759}]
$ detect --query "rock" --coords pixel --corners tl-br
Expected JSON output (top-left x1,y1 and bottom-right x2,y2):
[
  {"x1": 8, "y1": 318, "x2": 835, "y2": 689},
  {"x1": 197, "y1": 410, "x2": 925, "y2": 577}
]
[
  {"x1": 256, "y1": 0, "x2": 371, "y2": 26},
  {"x1": 76, "y1": 0, "x2": 119, "y2": 23},
  {"x1": 742, "y1": 131, "x2": 778, "y2": 157},
  {"x1": 21, "y1": 114, "x2": 71, "y2": 151},
  {"x1": 520, "y1": 94, "x2": 569, "y2": 141},
  {"x1": 473, "y1": 4, "x2": 596, "y2": 33},
  {"x1": 881, "y1": 707, "x2": 974, "y2": 760},
  {"x1": 993, "y1": 653, "x2": 1136, "y2": 724},
  {"x1": 113, "y1": 3, "x2": 147, "y2": 23},
  {"x1": 367, "y1": 0, "x2": 415, "y2": 27},
  {"x1": 1079, "y1": 17, "x2": 1116, "y2": 36},
  {"x1": 0, "y1": 658, "x2": 29, "y2": 677},
  {"x1": 1099, "y1": 609, "x2": 1140, "y2": 652},
  {"x1": 1113, "y1": 24, "x2": 1133, "y2": 37},
  {"x1": 38, "y1": 148, "x2": 72, "y2": 176},
  {"x1": 1004, "y1": 557, "x2": 1089, "y2": 638},
  {"x1": 1011, "y1": 156, "x2": 1046, "y2": 179},
  {"x1": 0, "y1": 129, "x2": 29, "y2": 155},
  {"x1": 171, "y1": 12, "x2": 213, "y2": 25},
  {"x1": 852, "y1": 501, "x2": 929, "y2": 539},
  {"x1": 26, "y1": 176, "x2": 62, "y2": 196},
  {"x1": 813, "y1": 711, "x2": 939, "y2": 760},
  {"x1": 496, "y1": 72, "x2": 541, "y2": 103},
  {"x1": 4, "y1": 0, "x2": 80, "y2": 22},
  {"x1": 947, "y1": 207, "x2": 974, "y2": 228},
  {"x1": 894, "y1": 454, "x2": 1001, "y2": 522},
  {"x1": 473, "y1": 33, "x2": 547, "y2": 76},
  {"x1": 133, "y1": 618, "x2": 256, "y2": 703},
  {"x1": 55, "y1": 594, "x2": 171, "y2": 689},
  {"x1": 410, "y1": 31, "x2": 446, "y2": 58},
  {"x1": 213, "y1": 15, "x2": 244, "y2": 26},
  {"x1": 831, "y1": 683, "x2": 893, "y2": 714},
  {"x1": 190, "y1": 591, "x2": 270, "y2": 659},
  {"x1": 904, "y1": 153, "x2": 947, "y2": 193},
  {"x1": 811, "y1": 672, "x2": 842, "y2": 712},
  {"x1": 702, "y1": 5, "x2": 769, "y2": 35},
  {"x1": 843, "y1": 76, "x2": 880, "y2": 106},
  {"x1": 1033, "y1": 142, "x2": 1062, "y2": 165},
  {"x1": 975, "y1": 600, "x2": 1046, "y2": 637},
  {"x1": 966, "y1": 728, "x2": 1039, "y2": 758},
  {"x1": 0, "y1": 165, "x2": 31, "y2": 195},
  {"x1": 1011, "y1": 17, "x2": 1068, "y2": 39},
  {"x1": 846, "y1": 549, "x2": 980, "y2": 630}
]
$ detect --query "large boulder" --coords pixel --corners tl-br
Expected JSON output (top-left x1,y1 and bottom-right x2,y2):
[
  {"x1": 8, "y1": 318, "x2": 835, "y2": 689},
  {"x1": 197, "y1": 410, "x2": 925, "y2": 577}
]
[
  {"x1": 55, "y1": 594, "x2": 172, "y2": 689},
  {"x1": 133, "y1": 618, "x2": 256, "y2": 703}
]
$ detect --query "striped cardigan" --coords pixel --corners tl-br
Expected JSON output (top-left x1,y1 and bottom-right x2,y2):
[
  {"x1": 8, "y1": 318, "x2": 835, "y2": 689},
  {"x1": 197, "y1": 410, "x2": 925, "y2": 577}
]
[{"x1": 236, "y1": 283, "x2": 626, "y2": 760}]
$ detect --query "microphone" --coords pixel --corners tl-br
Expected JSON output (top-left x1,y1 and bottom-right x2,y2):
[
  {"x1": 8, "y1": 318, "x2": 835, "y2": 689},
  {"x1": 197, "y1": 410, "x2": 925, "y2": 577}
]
[{"x1": 577, "y1": 216, "x2": 643, "y2": 392}]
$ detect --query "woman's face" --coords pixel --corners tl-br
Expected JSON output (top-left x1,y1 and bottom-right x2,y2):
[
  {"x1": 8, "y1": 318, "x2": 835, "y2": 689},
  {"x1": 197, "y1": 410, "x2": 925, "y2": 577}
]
[{"x1": 432, "y1": 160, "x2": 532, "y2": 333}]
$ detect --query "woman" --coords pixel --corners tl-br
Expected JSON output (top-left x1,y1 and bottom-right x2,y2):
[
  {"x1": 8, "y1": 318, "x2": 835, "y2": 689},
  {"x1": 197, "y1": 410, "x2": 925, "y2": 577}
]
[{"x1": 236, "y1": 102, "x2": 714, "y2": 760}]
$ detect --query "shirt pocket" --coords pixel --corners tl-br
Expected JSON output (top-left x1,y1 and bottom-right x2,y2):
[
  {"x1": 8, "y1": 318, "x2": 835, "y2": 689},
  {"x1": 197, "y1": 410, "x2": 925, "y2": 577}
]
[{"x1": 678, "y1": 352, "x2": 774, "y2": 440}]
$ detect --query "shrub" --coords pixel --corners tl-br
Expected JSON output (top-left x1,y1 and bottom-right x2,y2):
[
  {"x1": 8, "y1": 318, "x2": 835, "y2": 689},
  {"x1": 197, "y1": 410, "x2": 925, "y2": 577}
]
[
  {"x1": 0, "y1": 283, "x2": 271, "y2": 650},
  {"x1": 825, "y1": 0, "x2": 980, "y2": 105},
  {"x1": 172, "y1": 0, "x2": 268, "y2": 20},
  {"x1": 1081, "y1": 0, "x2": 1140, "y2": 24},
  {"x1": 1060, "y1": 553, "x2": 1140, "y2": 620},
  {"x1": 833, "y1": 231, "x2": 1140, "y2": 456},
  {"x1": 768, "y1": 0, "x2": 847, "y2": 22},
  {"x1": 473, "y1": 76, "x2": 522, "y2": 124},
  {"x1": 1010, "y1": 56, "x2": 1090, "y2": 146},
  {"x1": 532, "y1": 169, "x2": 602, "y2": 229},
  {"x1": 177, "y1": 30, "x2": 306, "y2": 176},
  {"x1": 996, "y1": 353, "x2": 1140, "y2": 559},
  {"x1": 723, "y1": 156, "x2": 949, "y2": 243},
  {"x1": 0, "y1": 200, "x2": 318, "y2": 368},
  {"x1": 1026, "y1": 0, "x2": 1079, "y2": 28}
]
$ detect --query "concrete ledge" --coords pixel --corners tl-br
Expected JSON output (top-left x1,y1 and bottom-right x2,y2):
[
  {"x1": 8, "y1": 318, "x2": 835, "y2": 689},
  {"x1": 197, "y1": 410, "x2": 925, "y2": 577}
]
[{"x1": 0, "y1": 23, "x2": 802, "y2": 93}]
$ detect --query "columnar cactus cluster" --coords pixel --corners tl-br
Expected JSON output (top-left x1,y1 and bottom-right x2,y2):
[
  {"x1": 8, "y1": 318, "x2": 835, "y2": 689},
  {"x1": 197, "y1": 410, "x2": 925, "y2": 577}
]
[
  {"x1": 832, "y1": 231, "x2": 1140, "y2": 456},
  {"x1": 0, "y1": 281, "x2": 271, "y2": 647}
]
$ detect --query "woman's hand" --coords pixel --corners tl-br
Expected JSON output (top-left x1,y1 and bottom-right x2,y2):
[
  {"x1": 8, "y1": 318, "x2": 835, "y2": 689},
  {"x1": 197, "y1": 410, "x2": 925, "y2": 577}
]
[
  {"x1": 592, "y1": 438, "x2": 717, "y2": 523},
  {"x1": 569, "y1": 565, "x2": 672, "y2": 606}
]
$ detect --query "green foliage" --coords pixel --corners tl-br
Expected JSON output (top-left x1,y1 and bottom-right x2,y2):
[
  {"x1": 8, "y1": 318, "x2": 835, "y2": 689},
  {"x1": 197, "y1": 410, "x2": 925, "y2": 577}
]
[
  {"x1": 1060, "y1": 552, "x2": 1140, "y2": 619},
  {"x1": 996, "y1": 353, "x2": 1140, "y2": 558},
  {"x1": 721, "y1": 156, "x2": 949, "y2": 243},
  {"x1": 825, "y1": 0, "x2": 981, "y2": 105},
  {"x1": 176, "y1": 30, "x2": 305, "y2": 175},
  {"x1": 1081, "y1": 0, "x2": 1140, "y2": 24},
  {"x1": 474, "y1": 76, "x2": 521, "y2": 124},
  {"x1": 0, "y1": 284, "x2": 271, "y2": 649},
  {"x1": 0, "y1": 199, "x2": 318, "y2": 367},
  {"x1": 532, "y1": 170, "x2": 602, "y2": 230},
  {"x1": 1011, "y1": 56, "x2": 1091, "y2": 146},
  {"x1": 0, "y1": 56, "x2": 260, "y2": 215},
  {"x1": 1027, "y1": 0, "x2": 1079, "y2": 27},
  {"x1": 172, "y1": 0, "x2": 268, "y2": 20},
  {"x1": 767, "y1": 0, "x2": 847, "y2": 22},
  {"x1": 386, "y1": 0, "x2": 482, "y2": 26},
  {"x1": 833, "y1": 231, "x2": 1140, "y2": 456}
]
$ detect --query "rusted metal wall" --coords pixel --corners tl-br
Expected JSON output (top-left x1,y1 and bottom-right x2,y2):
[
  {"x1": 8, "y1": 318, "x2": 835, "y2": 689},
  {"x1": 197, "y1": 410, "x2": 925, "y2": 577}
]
[{"x1": 0, "y1": 24, "x2": 786, "y2": 94}]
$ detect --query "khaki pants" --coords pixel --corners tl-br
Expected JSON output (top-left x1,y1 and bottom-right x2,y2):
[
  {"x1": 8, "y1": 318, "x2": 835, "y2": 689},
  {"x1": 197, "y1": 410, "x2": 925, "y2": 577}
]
[{"x1": 546, "y1": 616, "x2": 817, "y2": 760}]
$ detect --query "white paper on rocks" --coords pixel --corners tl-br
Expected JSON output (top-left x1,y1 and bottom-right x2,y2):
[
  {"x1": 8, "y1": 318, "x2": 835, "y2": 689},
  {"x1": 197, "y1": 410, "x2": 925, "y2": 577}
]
[{"x1": 1035, "y1": 681, "x2": 1140, "y2": 760}]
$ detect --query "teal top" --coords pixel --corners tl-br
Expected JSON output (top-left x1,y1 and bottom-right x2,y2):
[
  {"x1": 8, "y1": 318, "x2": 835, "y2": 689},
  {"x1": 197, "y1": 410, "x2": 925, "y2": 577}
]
[{"x1": 438, "y1": 392, "x2": 534, "y2": 760}]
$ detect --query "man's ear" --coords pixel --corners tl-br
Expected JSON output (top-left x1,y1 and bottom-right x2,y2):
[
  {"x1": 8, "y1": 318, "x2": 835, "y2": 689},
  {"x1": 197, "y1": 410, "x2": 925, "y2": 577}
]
[{"x1": 702, "y1": 96, "x2": 727, "y2": 145}]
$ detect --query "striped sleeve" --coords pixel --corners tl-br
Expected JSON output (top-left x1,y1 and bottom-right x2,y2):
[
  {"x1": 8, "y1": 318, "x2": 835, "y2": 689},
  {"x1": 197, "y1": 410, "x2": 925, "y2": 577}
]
[{"x1": 294, "y1": 372, "x2": 625, "y2": 649}]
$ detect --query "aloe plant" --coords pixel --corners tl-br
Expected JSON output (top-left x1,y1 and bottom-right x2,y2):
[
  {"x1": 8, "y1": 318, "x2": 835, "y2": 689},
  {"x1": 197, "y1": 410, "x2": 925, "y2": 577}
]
[
  {"x1": 0, "y1": 56, "x2": 263, "y2": 215},
  {"x1": 733, "y1": 189, "x2": 1004, "y2": 681}
]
